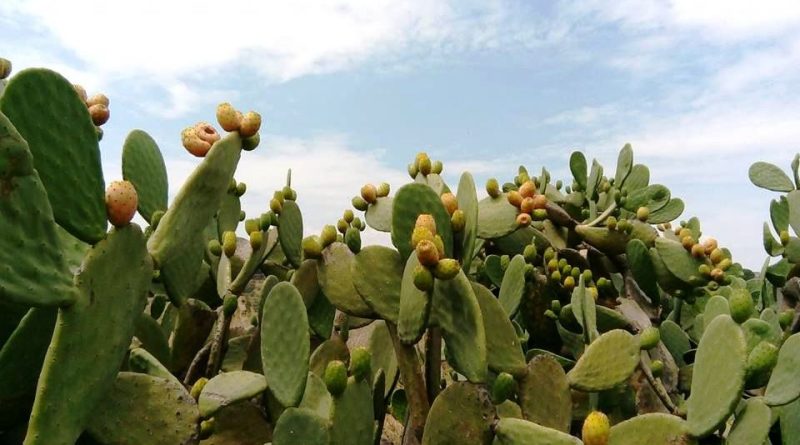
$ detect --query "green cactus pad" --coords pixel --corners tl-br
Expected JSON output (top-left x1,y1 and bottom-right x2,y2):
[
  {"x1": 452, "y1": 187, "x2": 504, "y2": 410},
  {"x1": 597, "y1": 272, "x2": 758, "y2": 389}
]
[
  {"x1": 0, "y1": 68, "x2": 106, "y2": 243},
  {"x1": 647, "y1": 198, "x2": 684, "y2": 224},
  {"x1": 575, "y1": 225, "x2": 630, "y2": 255},
  {"x1": 727, "y1": 397, "x2": 771, "y2": 445},
  {"x1": 398, "y1": 254, "x2": 432, "y2": 344},
  {"x1": 0, "y1": 112, "x2": 79, "y2": 306},
  {"x1": 623, "y1": 184, "x2": 670, "y2": 213},
  {"x1": 330, "y1": 378, "x2": 374, "y2": 445},
  {"x1": 477, "y1": 194, "x2": 519, "y2": 239},
  {"x1": 365, "y1": 196, "x2": 393, "y2": 232},
  {"x1": 134, "y1": 313, "x2": 171, "y2": 369},
  {"x1": 308, "y1": 290, "x2": 336, "y2": 339},
  {"x1": 570, "y1": 277, "x2": 598, "y2": 343},
  {"x1": 121, "y1": 129, "x2": 168, "y2": 222},
  {"x1": 198, "y1": 371, "x2": 268, "y2": 418},
  {"x1": 169, "y1": 299, "x2": 216, "y2": 374},
  {"x1": 494, "y1": 417, "x2": 582, "y2": 445},
  {"x1": 686, "y1": 315, "x2": 746, "y2": 438},
  {"x1": 484, "y1": 255, "x2": 505, "y2": 287},
  {"x1": 85, "y1": 373, "x2": 198, "y2": 445},
  {"x1": 421, "y1": 382, "x2": 495, "y2": 445},
  {"x1": 457, "y1": 172, "x2": 479, "y2": 270},
  {"x1": 654, "y1": 237, "x2": 707, "y2": 285},
  {"x1": 570, "y1": 151, "x2": 588, "y2": 189},
  {"x1": 352, "y1": 245, "x2": 402, "y2": 323},
  {"x1": 216, "y1": 191, "x2": 241, "y2": 238},
  {"x1": 273, "y1": 407, "x2": 330, "y2": 445},
  {"x1": 519, "y1": 355, "x2": 572, "y2": 433},
  {"x1": 622, "y1": 164, "x2": 650, "y2": 192},
  {"x1": 566, "y1": 329, "x2": 639, "y2": 392},
  {"x1": 317, "y1": 242, "x2": 375, "y2": 317},
  {"x1": 771, "y1": 196, "x2": 790, "y2": 232},
  {"x1": 498, "y1": 255, "x2": 526, "y2": 318},
  {"x1": 300, "y1": 372, "x2": 333, "y2": 418},
  {"x1": 559, "y1": 304, "x2": 630, "y2": 333},
  {"x1": 309, "y1": 335, "x2": 350, "y2": 377},
  {"x1": 25, "y1": 225, "x2": 153, "y2": 445},
  {"x1": 749, "y1": 161, "x2": 795, "y2": 192},
  {"x1": 0, "y1": 308, "x2": 55, "y2": 427},
  {"x1": 290, "y1": 259, "x2": 320, "y2": 307},
  {"x1": 369, "y1": 320, "x2": 399, "y2": 397},
  {"x1": 703, "y1": 295, "x2": 730, "y2": 329},
  {"x1": 391, "y1": 182, "x2": 452, "y2": 260},
  {"x1": 431, "y1": 270, "x2": 487, "y2": 382},
  {"x1": 627, "y1": 239, "x2": 661, "y2": 304},
  {"x1": 128, "y1": 348, "x2": 176, "y2": 384},
  {"x1": 614, "y1": 143, "x2": 634, "y2": 186},
  {"x1": 261, "y1": 282, "x2": 309, "y2": 407},
  {"x1": 608, "y1": 413, "x2": 694, "y2": 445},
  {"x1": 765, "y1": 333, "x2": 800, "y2": 406},
  {"x1": 659, "y1": 320, "x2": 690, "y2": 366},
  {"x1": 278, "y1": 200, "x2": 303, "y2": 267},
  {"x1": 472, "y1": 282, "x2": 526, "y2": 377},
  {"x1": 147, "y1": 132, "x2": 242, "y2": 306},
  {"x1": 586, "y1": 160, "x2": 603, "y2": 200}
]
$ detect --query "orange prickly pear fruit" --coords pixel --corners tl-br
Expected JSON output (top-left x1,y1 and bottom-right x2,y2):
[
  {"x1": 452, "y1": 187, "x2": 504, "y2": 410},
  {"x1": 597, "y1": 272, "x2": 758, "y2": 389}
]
[
  {"x1": 105, "y1": 180, "x2": 138, "y2": 227},
  {"x1": 440, "y1": 192, "x2": 458, "y2": 215},
  {"x1": 415, "y1": 214, "x2": 437, "y2": 235},
  {"x1": 239, "y1": 111, "x2": 261, "y2": 138},
  {"x1": 216, "y1": 102, "x2": 241, "y2": 132}
]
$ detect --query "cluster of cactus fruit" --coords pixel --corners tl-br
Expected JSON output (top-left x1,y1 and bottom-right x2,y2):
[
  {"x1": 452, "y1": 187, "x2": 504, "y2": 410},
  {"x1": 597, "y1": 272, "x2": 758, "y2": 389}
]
[{"x1": 3, "y1": 56, "x2": 800, "y2": 445}]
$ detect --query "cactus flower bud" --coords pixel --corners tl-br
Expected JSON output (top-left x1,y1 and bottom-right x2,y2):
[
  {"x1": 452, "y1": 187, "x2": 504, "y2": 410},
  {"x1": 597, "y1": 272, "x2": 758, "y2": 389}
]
[
  {"x1": 349, "y1": 347, "x2": 372, "y2": 382},
  {"x1": 360, "y1": 183, "x2": 378, "y2": 204},
  {"x1": 239, "y1": 111, "x2": 261, "y2": 138},
  {"x1": 582, "y1": 411, "x2": 610, "y2": 445},
  {"x1": 337, "y1": 218, "x2": 349, "y2": 234},
  {"x1": 440, "y1": 192, "x2": 458, "y2": 215},
  {"x1": 216, "y1": 102, "x2": 241, "y2": 132},
  {"x1": 416, "y1": 239, "x2": 440, "y2": 267},
  {"x1": 408, "y1": 163, "x2": 419, "y2": 178},
  {"x1": 222, "y1": 231, "x2": 237, "y2": 257},
  {"x1": 324, "y1": 360, "x2": 348, "y2": 396},
  {"x1": 235, "y1": 182, "x2": 247, "y2": 197},
  {"x1": 105, "y1": 180, "x2": 138, "y2": 227}
]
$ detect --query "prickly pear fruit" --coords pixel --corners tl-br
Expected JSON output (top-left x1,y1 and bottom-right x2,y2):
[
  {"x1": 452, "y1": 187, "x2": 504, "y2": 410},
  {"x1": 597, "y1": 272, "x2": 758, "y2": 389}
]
[
  {"x1": 377, "y1": 182, "x2": 390, "y2": 197},
  {"x1": 415, "y1": 214, "x2": 437, "y2": 235},
  {"x1": 239, "y1": 111, "x2": 261, "y2": 137},
  {"x1": 779, "y1": 309, "x2": 796, "y2": 330},
  {"x1": 303, "y1": 236, "x2": 323, "y2": 259},
  {"x1": 222, "y1": 231, "x2": 237, "y2": 257},
  {"x1": 337, "y1": 218, "x2": 349, "y2": 234},
  {"x1": 507, "y1": 191, "x2": 523, "y2": 208},
  {"x1": 222, "y1": 294, "x2": 238, "y2": 317},
  {"x1": 492, "y1": 372, "x2": 515, "y2": 403},
  {"x1": 518, "y1": 180, "x2": 536, "y2": 199},
  {"x1": 451, "y1": 209, "x2": 465, "y2": 232},
  {"x1": 343, "y1": 209, "x2": 355, "y2": 223},
  {"x1": 636, "y1": 206, "x2": 649, "y2": 221},
  {"x1": 432, "y1": 160, "x2": 443, "y2": 174},
  {"x1": 516, "y1": 213, "x2": 531, "y2": 227},
  {"x1": 320, "y1": 225, "x2": 338, "y2": 248},
  {"x1": 235, "y1": 182, "x2": 247, "y2": 197},
  {"x1": 73, "y1": 83, "x2": 88, "y2": 102},
  {"x1": 709, "y1": 248, "x2": 724, "y2": 264},
  {"x1": 523, "y1": 244, "x2": 537, "y2": 263},
  {"x1": 729, "y1": 290, "x2": 754, "y2": 324},
  {"x1": 691, "y1": 243, "x2": 705, "y2": 258},
  {"x1": 190, "y1": 377, "x2": 208, "y2": 401},
  {"x1": 408, "y1": 162, "x2": 419, "y2": 178},
  {"x1": 416, "y1": 240, "x2": 440, "y2": 268},
  {"x1": 640, "y1": 327, "x2": 660, "y2": 350},
  {"x1": 650, "y1": 359, "x2": 664, "y2": 377},
  {"x1": 361, "y1": 183, "x2": 378, "y2": 204},
  {"x1": 325, "y1": 360, "x2": 348, "y2": 396},
  {"x1": 350, "y1": 347, "x2": 372, "y2": 382},
  {"x1": 242, "y1": 133, "x2": 260, "y2": 151},
  {"x1": 433, "y1": 235, "x2": 446, "y2": 259},
  {"x1": 582, "y1": 411, "x2": 610, "y2": 445},
  {"x1": 746, "y1": 341, "x2": 779, "y2": 378},
  {"x1": 0, "y1": 58, "x2": 11, "y2": 79},
  {"x1": 199, "y1": 418, "x2": 215, "y2": 439},
  {"x1": 216, "y1": 102, "x2": 240, "y2": 131},
  {"x1": 440, "y1": 192, "x2": 458, "y2": 215},
  {"x1": 486, "y1": 178, "x2": 501, "y2": 198},
  {"x1": 270, "y1": 197, "x2": 283, "y2": 214},
  {"x1": 208, "y1": 239, "x2": 222, "y2": 256},
  {"x1": 433, "y1": 258, "x2": 460, "y2": 280},
  {"x1": 412, "y1": 226, "x2": 435, "y2": 249},
  {"x1": 563, "y1": 275, "x2": 575, "y2": 291},
  {"x1": 85, "y1": 93, "x2": 109, "y2": 108},
  {"x1": 89, "y1": 104, "x2": 110, "y2": 126},
  {"x1": 345, "y1": 226, "x2": 361, "y2": 253},
  {"x1": 105, "y1": 180, "x2": 138, "y2": 227},
  {"x1": 532, "y1": 208, "x2": 547, "y2": 221},
  {"x1": 520, "y1": 197, "x2": 535, "y2": 214},
  {"x1": 418, "y1": 156, "x2": 432, "y2": 176},
  {"x1": 780, "y1": 230, "x2": 791, "y2": 246},
  {"x1": 352, "y1": 195, "x2": 369, "y2": 211},
  {"x1": 413, "y1": 265, "x2": 434, "y2": 292},
  {"x1": 249, "y1": 231, "x2": 263, "y2": 250},
  {"x1": 182, "y1": 127, "x2": 212, "y2": 157},
  {"x1": 244, "y1": 219, "x2": 259, "y2": 234},
  {"x1": 195, "y1": 122, "x2": 221, "y2": 145}
]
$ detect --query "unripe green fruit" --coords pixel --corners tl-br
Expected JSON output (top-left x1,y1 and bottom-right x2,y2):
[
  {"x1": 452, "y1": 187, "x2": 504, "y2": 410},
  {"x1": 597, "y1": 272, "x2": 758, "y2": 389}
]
[
  {"x1": 349, "y1": 347, "x2": 372, "y2": 382},
  {"x1": 605, "y1": 216, "x2": 617, "y2": 230},
  {"x1": 320, "y1": 225, "x2": 338, "y2": 247},
  {"x1": 492, "y1": 372, "x2": 515, "y2": 403},
  {"x1": 650, "y1": 359, "x2": 664, "y2": 378},
  {"x1": 544, "y1": 247, "x2": 556, "y2": 262},
  {"x1": 729, "y1": 289, "x2": 754, "y2": 323},
  {"x1": 377, "y1": 182, "x2": 390, "y2": 197},
  {"x1": 352, "y1": 195, "x2": 369, "y2": 211},
  {"x1": 343, "y1": 209, "x2": 355, "y2": 223},
  {"x1": 345, "y1": 227, "x2": 361, "y2": 253},
  {"x1": 746, "y1": 341, "x2": 779, "y2": 378},
  {"x1": 698, "y1": 264, "x2": 711, "y2": 277},
  {"x1": 523, "y1": 244, "x2": 537, "y2": 263},
  {"x1": 249, "y1": 230, "x2": 263, "y2": 251},
  {"x1": 523, "y1": 264, "x2": 534, "y2": 280},
  {"x1": 413, "y1": 265, "x2": 434, "y2": 292},
  {"x1": 636, "y1": 206, "x2": 649, "y2": 221},
  {"x1": 324, "y1": 360, "x2": 348, "y2": 396},
  {"x1": 239, "y1": 111, "x2": 262, "y2": 138},
  {"x1": 0, "y1": 58, "x2": 12, "y2": 80},
  {"x1": 416, "y1": 240, "x2": 440, "y2": 268},
  {"x1": 260, "y1": 213, "x2": 272, "y2": 231},
  {"x1": 434, "y1": 259, "x2": 460, "y2": 280},
  {"x1": 571, "y1": 267, "x2": 581, "y2": 279},
  {"x1": 486, "y1": 178, "x2": 501, "y2": 198},
  {"x1": 418, "y1": 156, "x2": 432, "y2": 176},
  {"x1": 222, "y1": 294, "x2": 238, "y2": 317},
  {"x1": 450, "y1": 209, "x2": 466, "y2": 232},
  {"x1": 270, "y1": 197, "x2": 283, "y2": 214},
  {"x1": 433, "y1": 235, "x2": 446, "y2": 259},
  {"x1": 639, "y1": 326, "x2": 660, "y2": 350},
  {"x1": 244, "y1": 219, "x2": 259, "y2": 234},
  {"x1": 281, "y1": 185, "x2": 293, "y2": 201},
  {"x1": 550, "y1": 299, "x2": 562, "y2": 313},
  {"x1": 239, "y1": 210, "x2": 246, "y2": 221},
  {"x1": 561, "y1": 264, "x2": 572, "y2": 277},
  {"x1": 352, "y1": 217, "x2": 364, "y2": 231},
  {"x1": 550, "y1": 270, "x2": 562, "y2": 282},
  {"x1": 235, "y1": 182, "x2": 247, "y2": 197},
  {"x1": 582, "y1": 411, "x2": 610, "y2": 445},
  {"x1": 216, "y1": 102, "x2": 240, "y2": 132},
  {"x1": 616, "y1": 219, "x2": 629, "y2": 233},
  {"x1": 544, "y1": 309, "x2": 558, "y2": 320},
  {"x1": 361, "y1": 183, "x2": 378, "y2": 204},
  {"x1": 190, "y1": 377, "x2": 208, "y2": 401},
  {"x1": 582, "y1": 269, "x2": 593, "y2": 283},
  {"x1": 596, "y1": 277, "x2": 610, "y2": 289},
  {"x1": 242, "y1": 133, "x2": 260, "y2": 151},
  {"x1": 222, "y1": 231, "x2": 237, "y2": 257},
  {"x1": 408, "y1": 163, "x2": 418, "y2": 178},
  {"x1": 208, "y1": 239, "x2": 222, "y2": 256},
  {"x1": 779, "y1": 309, "x2": 796, "y2": 330},
  {"x1": 500, "y1": 255, "x2": 511, "y2": 271},
  {"x1": 432, "y1": 160, "x2": 443, "y2": 174}
]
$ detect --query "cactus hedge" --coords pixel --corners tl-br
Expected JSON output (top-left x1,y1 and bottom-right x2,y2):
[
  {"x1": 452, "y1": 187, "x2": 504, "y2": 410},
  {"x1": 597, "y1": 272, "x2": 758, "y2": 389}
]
[{"x1": 1, "y1": 57, "x2": 800, "y2": 444}]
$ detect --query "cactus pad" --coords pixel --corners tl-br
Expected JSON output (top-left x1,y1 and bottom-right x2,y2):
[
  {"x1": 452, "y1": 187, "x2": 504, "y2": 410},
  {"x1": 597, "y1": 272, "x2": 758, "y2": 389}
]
[
  {"x1": 352, "y1": 245, "x2": 402, "y2": 323},
  {"x1": 121, "y1": 129, "x2": 168, "y2": 222},
  {"x1": 85, "y1": 372, "x2": 199, "y2": 445},
  {"x1": 398, "y1": 254, "x2": 432, "y2": 344},
  {"x1": 198, "y1": 371, "x2": 267, "y2": 418},
  {"x1": 0, "y1": 68, "x2": 106, "y2": 243},
  {"x1": 392, "y1": 183, "x2": 452, "y2": 260},
  {"x1": 519, "y1": 355, "x2": 572, "y2": 433},
  {"x1": 421, "y1": 382, "x2": 495, "y2": 445},
  {"x1": 654, "y1": 238, "x2": 705, "y2": 285},
  {"x1": 365, "y1": 196, "x2": 393, "y2": 232},
  {"x1": 607, "y1": 413, "x2": 694, "y2": 445},
  {"x1": 498, "y1": 255, "x2": 526, "y2": 317},
  {"x1": 273, "y1": 407, "x2": 330, "y2": 445},
  {"x1": 627, "y1": 239, "x2": 661, "y2": 304},
  {"x1": 300, "y1": 372, "x2": 333, "y2": 419},
  {"x1": 765, "y1": 333, "x2": 800, "y2": 406},
  {"x1": 457, "y1": 172, "x2": 479, "y2": 271},
  {"x1": 317, "y1": 242, "x2": 375, "y2": 317},
  {"x1": 278, "y1": 200, "x2": 303, "y2": 267},
  {"x1": 261, "y1": 282, "x2": 309, "y2": 407},
  {"x1": 369, "y1": 320, "x2": 399, "y2": 397},
  {"x1": 494, "y1": 417, "x2": 582, "y2": 445},
  {"x1": 472, "y1": 282, "x2": 526, "y2": 377},
  {"x1": 330, "y1": 377, "x2": 374, "y2": 445},
  {"x1": 686, "y1": 315, "x2": 746, "y2": 437},
  {"x1": 477, "y1": 194, "x2": 518, "y2": 239},
  {"x1": 727, "y1": 397, "x2": 771, "y2": 445},
  {"x1": 567, "y1": 329, "x2": 639, "y2": 391}
]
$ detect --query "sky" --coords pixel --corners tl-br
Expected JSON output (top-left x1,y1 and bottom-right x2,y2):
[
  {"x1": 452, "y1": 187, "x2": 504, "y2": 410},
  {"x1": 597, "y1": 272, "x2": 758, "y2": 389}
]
[{"x1": 2, "y1": 0, "x2": 800, "y2": 269}]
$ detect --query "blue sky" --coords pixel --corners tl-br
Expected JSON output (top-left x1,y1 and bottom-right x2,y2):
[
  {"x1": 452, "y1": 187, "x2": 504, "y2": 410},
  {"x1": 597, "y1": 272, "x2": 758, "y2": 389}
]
[{"x1": 2, "y1": 0, "x2": 800, "y2": 268}]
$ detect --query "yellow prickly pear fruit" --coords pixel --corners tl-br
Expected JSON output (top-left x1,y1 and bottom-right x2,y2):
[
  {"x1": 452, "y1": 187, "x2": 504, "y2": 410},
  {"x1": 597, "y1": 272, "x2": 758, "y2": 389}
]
[
  {"x1": 440, "y1": 192, "x2": 458, "y2": 215},
  {"x1": 636, "y1": 206, "x2": 649, "y2": 221},
  {"x1": 415, "y1": 214, "x2": 437, "y2": 235},
  {"x1": 0, "y1": 58, "x2": 10, "y2": 80},
  {"x1": 343, "y1": 209, "x2": 355, "y2": 223},
  {"x1": 587, "y1": 286, "x2": 598, "y2": 300},
  {"x1": 418, "y1": 156, "x2": 432, "y2": 176},
  {"x1": 434, "y1": 258, "x2": 460, "y2": 280},
  {"x1": 582, "y1": 411, "x2": 610, "y2": 445},
  {"x1": 718, "y1": 258, "x2": 732, "y2": 271},
  {"x1": 433, "y1": 234, "x2": 446, "y2": 259},
  {"x1": 416, "y1": 239, "x2": 440, "y2": 267},
  {"x1": 239, "y1": 111, "x2": 261, "y2": 138},
  {"x1": 450, "y1": 209, "x2": 465, "y2": 232},
  {"x1": 532, "y1": 194, "x2": 547, "y2": 210},
  {"x1": 195, "y1": 122, "x2": 221, "y2": 145},
  {"x1": 376, "y1": 182, "x2": 390, "y2": 197},
  {"x1": 520, "y1": 197, "x2": 534, "y2": 214},
  {"x1": 563, "y1": 275, "x2": 575, "y2": 291},
  {"x1": 89, "y1": 104, "x2": 110, "y2": 126},
  {"x1": 337, "y1": 218, "x2": 349, "y2": 234},
  {"x1": 302, "y1": 236, "x2": 323, "y2": 259},
  {"x1": 320, "y1": 225, "x2": 338, "y2": 248},
  {"x1": 190, "y1": 377, "x2": 208, "y2": 401},
  {"x1": 516, "y1": 212, "x2": 531, "y2": 227},
  {"x1": 486, "y1": 178, "x2": 501, "y2": 198},
  {"x1": 249, "y1": 230, "x2": 263, "y2": 251},
  {"x1": 244, "y1": 218, "x2": 259, "y2": 234},
  {"x1": 413, "y1": 265, "x2": 434, "y2": 292},
  {"x1": 703, "y1": 238, "x2": 718, "y2": 254},
  {"x1": 361, "y1": 183, "x2": 378, "y2": 204},
  {"x1": 507, "y1": 190, "x2": 523, "y2": 208},
  {"x1": 222, "y1": 231, "x2": 237, "y2": 257},
  {"x1": 269, "y1": 197, "x2": 283, "y2": 214},
  {"x1": 518, "y1": 180, "x2": 537, "y2": 199},
  {"x1": 216, "y1": 102, "x2": 241, "y2": 132},
  {"x1": 105, "y1": 180, "x2": 138, "y2": 227},
  {"x1": 709, "y1": 248, "x2": 724, "y2": 264},
  {"x1": 691, "y1": 243, "x2": 705, "y2": 258},
  {"x1": 412, "y1": 226, "x2": 435, "y2": 249},
  {"x1": 681, "y1": 236, "x2": 695, "y2": 251}
]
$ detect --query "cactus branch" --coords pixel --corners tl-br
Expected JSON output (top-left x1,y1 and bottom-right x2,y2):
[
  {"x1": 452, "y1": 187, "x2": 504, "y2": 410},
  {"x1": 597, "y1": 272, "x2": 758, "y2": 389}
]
[
  {"x1": 585, "y1": 202, "x2": 617, "y2": 227},
  {"x1": 183, "y1": 341, "x2": 212, "y2": 386},
  {"x1": 638, "y1": 356, "x2": 680, "y2": 416},
  {"x1": 425, "y1": 328, "x2": 442, "y2": 403},
  {"x1": 387, "y1": 322, "x2": 429, "y2": 445},
  {"x1": 205, "y1": 307, "x2": 233, "y2": 376}
]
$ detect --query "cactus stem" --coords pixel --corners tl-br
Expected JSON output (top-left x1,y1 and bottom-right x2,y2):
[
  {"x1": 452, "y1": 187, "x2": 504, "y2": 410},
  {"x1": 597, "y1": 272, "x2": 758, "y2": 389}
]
[
  {"x1": 206, "y1": 306, "x2": 233, "y2": 376},
  {"x1": 425, "y1": 327, "x2": 442, "y2": 403},
  {"x1": 184, "y1": 341, "x2": 213, "y2": 386},
  {"x1": 638, "y1": 355, "x2": 681, "y2": 416},
  {"x1": 585, "y1": 202, "x2": 618, "y2": 227},
  {"x1": 387, "y1": 323, "x2": 429, "y2": 445}
]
